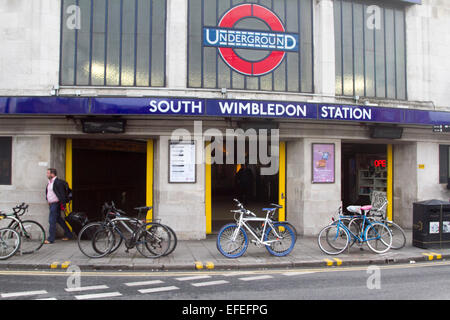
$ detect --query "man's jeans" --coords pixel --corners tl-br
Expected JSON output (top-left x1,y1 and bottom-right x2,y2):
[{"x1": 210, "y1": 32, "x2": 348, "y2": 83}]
[{"x1": 48, "y1": 203, "x2": 72, "y2": 243}]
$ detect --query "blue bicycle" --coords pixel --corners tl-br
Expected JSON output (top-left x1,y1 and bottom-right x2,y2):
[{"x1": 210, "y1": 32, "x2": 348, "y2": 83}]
[{"x1": 318, "y1": 204, "x2": 392, "y2": 255}]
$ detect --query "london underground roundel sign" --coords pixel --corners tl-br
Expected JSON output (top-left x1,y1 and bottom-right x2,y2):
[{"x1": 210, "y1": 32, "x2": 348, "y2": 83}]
[{"x1": 203, "y1": 4, "x2": 299, "y2": 76}]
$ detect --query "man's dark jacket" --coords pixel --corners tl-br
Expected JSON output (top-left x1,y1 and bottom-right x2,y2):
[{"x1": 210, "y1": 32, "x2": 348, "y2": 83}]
[{"x1": 45, "y1": 178, "x2": 69, "y2": 204}]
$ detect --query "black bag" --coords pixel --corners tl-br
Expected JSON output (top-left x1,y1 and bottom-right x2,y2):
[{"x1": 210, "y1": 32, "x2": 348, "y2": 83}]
[
  {"x1": 66, "y1": 212, "x2": 88, "y2": 237},
  {"x1": 61, "y1": 180, "x2": 73, "y2": 203}
]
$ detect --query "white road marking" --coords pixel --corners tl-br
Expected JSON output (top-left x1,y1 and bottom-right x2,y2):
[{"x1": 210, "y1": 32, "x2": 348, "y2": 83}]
[
  {"x1": 65, "y1": 285, "x2": 109, "y2": 292},
  {"x1": 175, "y1": 275, "x2": 211, "y2": 281},
  {"x1": 35, "y1": 297, "x2": 57, "y2": 300},
  {"x1": 124, "y1": 280, "x2": 164, "y2": 287},
  {"x1": 191, "y1": 280, "x2": 229, "y2": 287},
  {"x1": 138, "y1": 286, "x2": 179, "y2": 294},
  {"x1": 75, "y1": 292, "x2": 122, "y2": 300},
  {"x1": 1, "y1": 290, "x2": 48, "y2": 298},
  {"x1": 238, "y1": 275, "x2": 273, "y2": 281}
]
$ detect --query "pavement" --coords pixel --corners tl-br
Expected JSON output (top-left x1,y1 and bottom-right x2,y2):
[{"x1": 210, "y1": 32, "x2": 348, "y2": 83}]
[{"x1": 0, "y1": 230, "x2": 449, "y2": 271}]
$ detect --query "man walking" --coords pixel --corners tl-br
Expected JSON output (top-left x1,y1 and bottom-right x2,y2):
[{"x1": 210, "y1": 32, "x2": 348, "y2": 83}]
[{"x1": 44, "y1": 168, "x2": 73, "y2": 244}]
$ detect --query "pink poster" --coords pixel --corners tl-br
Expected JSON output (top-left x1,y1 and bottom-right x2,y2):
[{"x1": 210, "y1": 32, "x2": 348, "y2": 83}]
[{"x1": 312, "y1": 143, "x2": 335, "y2": 183}]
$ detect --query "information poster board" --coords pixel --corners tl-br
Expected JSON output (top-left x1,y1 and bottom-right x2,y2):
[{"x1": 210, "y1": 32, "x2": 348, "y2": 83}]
[
  {"x1": 312, "y1": 143, "x2": 335, "y2": 183},
  {"x1": 169, "y1": 141, "x2": 196, "y2": 183}
]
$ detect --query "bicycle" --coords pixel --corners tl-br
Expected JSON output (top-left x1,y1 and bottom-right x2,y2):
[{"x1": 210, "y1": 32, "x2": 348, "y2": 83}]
[
  {"x1": 318, "y1": 204, "x2": 392, "y2": 255},
  {"x1": 0, "y1": 223, "x2": 21, "y2": 260},
  {"x1": 77, "y1": 202, "x2": 173, "y2": 259},
  {"x1": 0, "y1": 203, "x2": 45, "y2": 254},
  {"x1": 216, "y1": 199, "x2": 296, "y2": 258},
  {"x1": 365, "y1": 201, "x2": 406, "y2": 250}
]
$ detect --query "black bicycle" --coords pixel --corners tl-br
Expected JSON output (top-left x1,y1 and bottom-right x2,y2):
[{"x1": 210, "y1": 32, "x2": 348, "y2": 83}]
[{"x1": 77, "y1": 202, "x2": 176, "y2": 259}]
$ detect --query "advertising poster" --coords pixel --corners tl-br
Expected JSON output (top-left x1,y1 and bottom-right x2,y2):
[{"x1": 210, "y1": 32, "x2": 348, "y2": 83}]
[{"x1": 312, "y1": 143, "x2": 335, "y2": 183}]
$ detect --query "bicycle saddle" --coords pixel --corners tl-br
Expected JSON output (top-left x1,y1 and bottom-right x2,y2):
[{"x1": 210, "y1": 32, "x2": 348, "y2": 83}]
[
  {"x1": 270, "y1": 203, "x2": 283, "y2": 208},
  {"x1": 346, "y1": 205, "x2": 372, "y2": 214},
  {"x1": 134, "y1": 206, "x2": 152, "y2": 211},
  {"x1": 346, "y1": 206, "x2": 362, "y2": 214}
]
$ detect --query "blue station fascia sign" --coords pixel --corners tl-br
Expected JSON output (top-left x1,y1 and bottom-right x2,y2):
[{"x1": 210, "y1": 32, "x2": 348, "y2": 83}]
[{"x1": 0, "y1": 96, "x2": 449, "y2": 126}]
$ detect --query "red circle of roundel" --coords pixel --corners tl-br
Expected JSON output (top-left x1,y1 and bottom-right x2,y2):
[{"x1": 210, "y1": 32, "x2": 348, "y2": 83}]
[{"x1": 217, "y1": 4, "x2": 286, "y2": 76}]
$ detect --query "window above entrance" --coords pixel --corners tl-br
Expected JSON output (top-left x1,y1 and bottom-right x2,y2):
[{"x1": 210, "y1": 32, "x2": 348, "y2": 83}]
[
  {"x1": 60, "y1": 0, "x2": 166, "y2": 87},
  {"x1": 334, "y1": 0, "x2": 407, "y2": 100}
]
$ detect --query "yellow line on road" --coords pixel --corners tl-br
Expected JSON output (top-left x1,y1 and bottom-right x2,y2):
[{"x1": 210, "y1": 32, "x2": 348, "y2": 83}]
[{"x1": 0, "y1": 260, "x2": 449, "y2": 278}]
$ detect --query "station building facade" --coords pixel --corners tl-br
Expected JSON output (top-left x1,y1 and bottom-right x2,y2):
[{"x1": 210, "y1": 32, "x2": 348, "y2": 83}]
[{"x1": 1, "y1": 0, "x2": 450, "y2": 239}]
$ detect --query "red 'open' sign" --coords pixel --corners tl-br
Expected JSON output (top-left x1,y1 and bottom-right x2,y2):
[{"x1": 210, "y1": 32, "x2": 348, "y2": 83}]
[{"x1": 374, "y1": 160, "x2": 387, "y2": 168}]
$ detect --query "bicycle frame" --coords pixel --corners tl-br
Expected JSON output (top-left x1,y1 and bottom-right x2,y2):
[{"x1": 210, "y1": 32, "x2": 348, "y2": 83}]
[
  {"x1": 335, "y1": 213, "x2": 384, "y2": 243},
  {"x1": 231, "y1": 208, "x2": 282, "y2": 246},
  {"x1": 105, "y1": 216, "x2": 144, "y2": 248}
]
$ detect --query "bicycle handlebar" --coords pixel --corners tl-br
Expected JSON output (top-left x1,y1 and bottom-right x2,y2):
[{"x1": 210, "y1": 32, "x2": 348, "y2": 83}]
[{"x1": 12, "y1": 203, "x2": 28, "y2": 216}]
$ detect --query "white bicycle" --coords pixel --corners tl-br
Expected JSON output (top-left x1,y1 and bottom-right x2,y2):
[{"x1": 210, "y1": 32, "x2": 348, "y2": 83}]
[{"x1": 216, "y1": 199, "x2": 297, "y2": 258}]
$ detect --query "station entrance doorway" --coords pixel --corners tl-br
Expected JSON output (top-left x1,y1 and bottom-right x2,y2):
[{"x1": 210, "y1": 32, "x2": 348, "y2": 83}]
[
  {"x1": 341, "y1": 143, "x2": 388, "y2": 210},
  {"x1": 71, "y1": 139, "x2": 147, "y2": 221},
  {"x1": 207, "y1": 140, "x2": 285, "y2": 233}
]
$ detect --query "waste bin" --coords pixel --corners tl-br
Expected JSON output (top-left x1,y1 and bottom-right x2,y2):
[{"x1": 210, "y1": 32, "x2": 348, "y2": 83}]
[{"x1": 413, "y1": 199, "x2": 450, "y2": 249}]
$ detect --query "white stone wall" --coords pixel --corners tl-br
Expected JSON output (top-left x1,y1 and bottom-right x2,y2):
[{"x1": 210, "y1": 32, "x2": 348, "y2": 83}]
[
  {"x1": 154, "y1": 136, "x2": 207, "y2": 240},
  {"x1": 405, "y1": 0, "x2": 450, "y2": 110},
  {"x1": 0, "y1": 0, "x2": 60, "y2": 95}
]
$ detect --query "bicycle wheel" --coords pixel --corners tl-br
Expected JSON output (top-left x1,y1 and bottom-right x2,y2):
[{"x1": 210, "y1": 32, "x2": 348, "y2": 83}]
[
  {"x1": 0, "y1": 228, "x2": 21, "y2": 260},
  {"x1": 77, "y1": 222, "x2": 114, "y2": 258},
  {"x1": 317, "y1": 224, "x2": 349, "y2": 255},
  {"x1": 280, "y1": 222, "x2": 298, "y2": 243},
  {"x1": 333, "y1": 218, "x2": 358, "y2": 248},
  {"x1": 365, "y1": 222, "x2": 392, "y2": 254},
  {"x1": 92, "y1": 227, "x2": 115, "y2": 257},
  {"x1": 136, "y1": 222, "x2": 171, "y2": 258},
  {"x1": 162, "y1": 225, "x2": 177, "y2": 256},
  {"x1": 385, "y1": 221, "x2": 406, "y2": 250},
  {"x1": 216, "y1": 223, "x2": 248, "y2": 258},
  {"x1": 264, "y1": 222, "x2": 296, "y2": 256},
  {"x1": 13, "y1": 220, "x2": 45, "y2": 254}
]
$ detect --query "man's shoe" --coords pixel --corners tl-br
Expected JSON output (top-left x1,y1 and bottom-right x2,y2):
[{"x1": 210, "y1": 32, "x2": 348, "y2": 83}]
[{"x1": 44, "y1": 240, "x2": 53, "y2": 244}]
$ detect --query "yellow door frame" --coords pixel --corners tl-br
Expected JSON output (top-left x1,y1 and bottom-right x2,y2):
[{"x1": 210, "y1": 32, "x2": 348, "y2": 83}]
[
  {"x1": 65, "y1": 139, "x2": 73, "y2": 231},
  {"x1": 146, "y1": 139, "x2": 154, "y2": 222},
  {"x1": 387, "y1": 144, "x2": 393, "y2": 221},
  {"x1": 205, "y1": 142, "x2": 212, "y2": 235},
  {"x1": 278, "y1": 141, "x2": 286, "y2": 222}
]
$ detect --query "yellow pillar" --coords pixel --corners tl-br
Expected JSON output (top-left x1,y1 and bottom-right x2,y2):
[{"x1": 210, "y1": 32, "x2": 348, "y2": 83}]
[
  {"x1": 387, "y1": 144, "x2": 393, "y2": 221},
  {"x1": 278, "y1": 141, "x2": 286, "y2": 222},
  {"x1": 146, "y1": 140, "x2": 154, "y2": 222},
  {"x1": 65, "y1": 139, "x2": 73, "y2": 230},
  {"x1": 205, "y1": 142, "x2": 212, "y2": 234},
  {"x1": 65, "y1": 139, "x2": 73, "y2": 190}
]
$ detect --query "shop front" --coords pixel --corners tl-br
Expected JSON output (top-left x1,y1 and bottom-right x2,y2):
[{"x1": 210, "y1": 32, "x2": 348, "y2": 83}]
[{"x1": 1, "y1": 96, "x2": 450, "y2": 239}]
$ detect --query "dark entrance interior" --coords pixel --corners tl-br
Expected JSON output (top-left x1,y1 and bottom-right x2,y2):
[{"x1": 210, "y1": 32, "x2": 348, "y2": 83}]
[
  {"x1": 211, "y1": 139, "x2": 278, "y2": 232},
  {"x1": 72, "y1": 139, "x2": 146, "y2": 221},
  {"x1": 341, "y1": 143, "x2": 387, "y2": 209}
]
